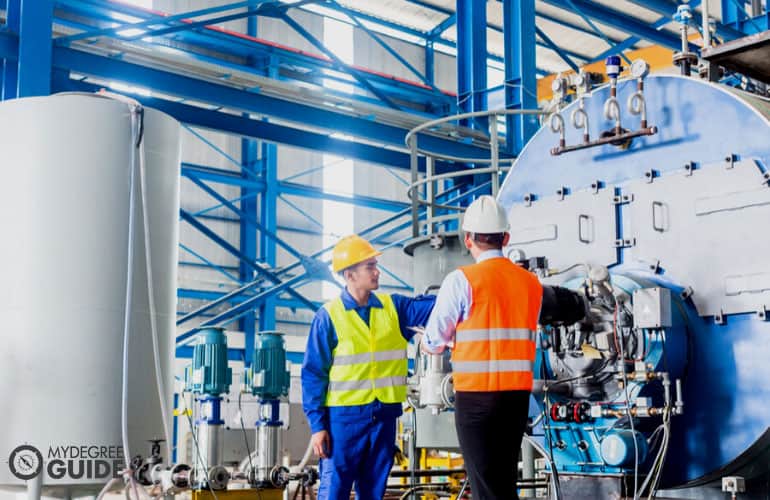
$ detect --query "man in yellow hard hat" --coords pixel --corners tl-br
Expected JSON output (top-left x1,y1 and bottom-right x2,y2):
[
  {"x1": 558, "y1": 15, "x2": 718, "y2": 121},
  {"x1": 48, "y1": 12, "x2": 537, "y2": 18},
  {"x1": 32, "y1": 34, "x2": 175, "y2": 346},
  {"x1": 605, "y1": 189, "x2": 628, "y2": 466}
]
[{"x1": 301, "y1": 234, "x2": 434, "y2": 500}]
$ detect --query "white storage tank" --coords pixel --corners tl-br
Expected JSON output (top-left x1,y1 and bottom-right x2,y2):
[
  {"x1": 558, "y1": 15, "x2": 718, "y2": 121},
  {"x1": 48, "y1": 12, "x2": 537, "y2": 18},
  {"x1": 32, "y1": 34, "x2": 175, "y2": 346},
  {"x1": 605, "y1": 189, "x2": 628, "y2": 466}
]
[{"x1": 0, "y1": 94, "x2": 181, "y2": 497}]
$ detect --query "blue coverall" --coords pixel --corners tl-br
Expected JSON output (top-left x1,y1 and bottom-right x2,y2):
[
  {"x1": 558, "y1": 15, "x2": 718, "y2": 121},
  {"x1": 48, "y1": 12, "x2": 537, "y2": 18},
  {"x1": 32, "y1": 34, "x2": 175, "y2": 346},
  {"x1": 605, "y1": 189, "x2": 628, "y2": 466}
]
[{"x1": 301, "y1": 289, "x2": 435, "y2": 500}]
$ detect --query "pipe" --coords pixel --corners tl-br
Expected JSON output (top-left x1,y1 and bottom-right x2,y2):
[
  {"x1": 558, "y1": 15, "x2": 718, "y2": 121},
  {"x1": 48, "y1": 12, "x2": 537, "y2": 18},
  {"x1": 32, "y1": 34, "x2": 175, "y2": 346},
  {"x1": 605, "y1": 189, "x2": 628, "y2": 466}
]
[
  {"x1": 26, "y1": 468, "x2": 43, "y2": 500},
  {"x1": 521, "y1": 439, "x2": 536, "y2": 498},
  {"x1": 548, "y1": 113, "x2": 566, "y2": 150},
  {"x1": 390, "y1": 469, "x2": 465, "y2": 478},
  {"x1": 571, "y1": 104, "x2": 590, "y2": 143}
]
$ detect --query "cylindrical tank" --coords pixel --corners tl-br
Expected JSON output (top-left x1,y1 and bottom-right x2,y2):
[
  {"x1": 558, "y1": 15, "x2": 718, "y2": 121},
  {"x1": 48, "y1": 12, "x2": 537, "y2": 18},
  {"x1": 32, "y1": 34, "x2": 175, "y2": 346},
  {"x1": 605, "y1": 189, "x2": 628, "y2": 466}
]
[
  {"x1": 0, "y1": 94, "x2": 181, "y2": 495},
  {"x1": 497, "y1": 75, "x2": 770, "y2": 489}
]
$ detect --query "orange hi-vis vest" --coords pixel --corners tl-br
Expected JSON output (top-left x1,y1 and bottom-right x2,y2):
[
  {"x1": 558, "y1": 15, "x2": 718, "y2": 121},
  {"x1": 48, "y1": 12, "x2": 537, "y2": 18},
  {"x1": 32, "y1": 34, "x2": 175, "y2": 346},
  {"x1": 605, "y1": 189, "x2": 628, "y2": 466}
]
[{"x1": 452, "y1": 257, "x2": 543, "y2": 392}]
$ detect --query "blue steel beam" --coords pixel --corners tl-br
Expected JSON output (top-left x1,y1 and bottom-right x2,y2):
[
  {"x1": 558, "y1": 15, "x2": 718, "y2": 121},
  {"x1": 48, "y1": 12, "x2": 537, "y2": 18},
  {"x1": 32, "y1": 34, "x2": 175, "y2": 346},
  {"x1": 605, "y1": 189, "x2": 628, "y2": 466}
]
[
  {"x1": 178, "y1": 275, "x2": 310, "y2": 343},
  {"x1": 591, "y1": 1, "x2": 703, "y2": 63},
  {"x1": 564, "y1": 0, "x2": 633, "y2": 65},
  {"x1": 540, "y1": 0, "x2": 692, "y2": 51},
  {"x1": 16, "y1": 0, "x2": 53, "y2": 97},
  {"x1": 722, "y1": 0, "x2": 767, "y2": 33},
  {"x1": 411, "y1": 0, "x2": 626, "y2": 44},
  {"x1": 122, "y1": 1, "x2": 320, "y2": 40},
  {"x1": 55, "y1": 3, "x2": 453, "y2": 111},
  {"x1": 48, "y1": 44, "x2": 493, "y2": 163},
  {"x1": 260, "y1": 137, "x2": 279, "y2": 332},
  {"x1": 55, "y1": 1, "x2": 556, "y2": 93},
  {"x1": 279, "y1": 12, "x2": 401, "y2": 110},
  {"x1": 428, "y1": 13, "x2": 457, "y2": 39},
  {"x1": 456, "y1": 0, "x2": 488, "y2": 129},
  {"x1": 504, "y1": 0, "x2": 538, "y2": 155},
  {"x1": 56, "y1": 0, "x2": 265, "y2": 43},
  {"x1": 625, "y1": 0, "x2": 742, "y2": 40},
  {"x1": 179, "y1": 288, "x2": 322, "y2": 311},
  {"x1": 2, "y1": 0, "x2": 20, "y2": 100},
  {"x1": 186, "y1": 173, "x2": 309, "y2": 261},
  {"x1": 279, "y1": 182, "x2": 408, "y2": 212},
  {"x1": 50, "y1": 73, "x2": 429, "y2": 170},
  {"x1": 535, "y1": 26, "x2": 579, "y2": 72},
  {"x1": 240, "y1": 100, "x2": 258, "y2": 347},
  {"x1": 182, "y1": 163, "x2": 265, "y2": 189},
  {"x1": 180, "y1": 243, "x2": 242, "y2": 284},
  {"x1": 179, "y1": 208, "x2": 318, "y2": 311},
  {"x1": 328, "y1": 0, "x2": 451, "y2": 102}
]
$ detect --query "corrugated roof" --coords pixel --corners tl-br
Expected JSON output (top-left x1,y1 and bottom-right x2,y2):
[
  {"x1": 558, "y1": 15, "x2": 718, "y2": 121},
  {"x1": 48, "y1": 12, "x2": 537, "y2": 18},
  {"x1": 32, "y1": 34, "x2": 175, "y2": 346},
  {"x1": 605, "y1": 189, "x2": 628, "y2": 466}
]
[{"x1": 330, "y1": 0, "x2": 721, "y2": 74}]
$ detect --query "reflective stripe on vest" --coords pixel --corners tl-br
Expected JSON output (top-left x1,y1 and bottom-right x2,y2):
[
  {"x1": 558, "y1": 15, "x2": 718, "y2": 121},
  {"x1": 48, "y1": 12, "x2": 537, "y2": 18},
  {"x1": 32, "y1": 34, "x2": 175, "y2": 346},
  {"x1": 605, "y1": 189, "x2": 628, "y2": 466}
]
[
  {"x1": 324, "y1": 293, "x2": 407, "y2": 406},
  {"x1": 452, "y1": 257, "x2": 543, "y2": 392}
]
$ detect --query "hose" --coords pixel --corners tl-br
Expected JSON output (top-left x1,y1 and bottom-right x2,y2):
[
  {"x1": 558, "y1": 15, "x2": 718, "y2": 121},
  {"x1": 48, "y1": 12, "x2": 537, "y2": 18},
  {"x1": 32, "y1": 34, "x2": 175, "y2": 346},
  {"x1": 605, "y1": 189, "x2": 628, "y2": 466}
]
[
  {"x1": 120, "y1": 100, "x2": 141, "y2": 469},
  {"x1": 137, "y1": 109, "x2": 173, "y2": 461},
  {"x1": 522, "y1": 434, "x2": 561, "y2": 500}
]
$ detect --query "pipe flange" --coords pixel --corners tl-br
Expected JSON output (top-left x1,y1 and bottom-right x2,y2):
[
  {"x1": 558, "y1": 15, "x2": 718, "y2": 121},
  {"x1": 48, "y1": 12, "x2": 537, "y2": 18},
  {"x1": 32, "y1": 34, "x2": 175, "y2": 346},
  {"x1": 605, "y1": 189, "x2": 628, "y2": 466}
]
[
  {"x1": 301, "y1": 466, "x2": 319, "y2": 487},
  {"x1": 270, "y1": 465, "x2": 290, "y2": 488},
  {"x1": 207, "y1": 465, "x2": 230, "y2": 490}
]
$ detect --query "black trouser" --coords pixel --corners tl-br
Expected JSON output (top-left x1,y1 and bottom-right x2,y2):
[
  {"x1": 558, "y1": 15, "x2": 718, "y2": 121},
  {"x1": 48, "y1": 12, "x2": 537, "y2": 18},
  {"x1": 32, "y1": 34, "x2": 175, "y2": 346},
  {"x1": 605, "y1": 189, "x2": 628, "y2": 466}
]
[{"x1": 454, "y1": 390, "x2": 531, "y2": 500}]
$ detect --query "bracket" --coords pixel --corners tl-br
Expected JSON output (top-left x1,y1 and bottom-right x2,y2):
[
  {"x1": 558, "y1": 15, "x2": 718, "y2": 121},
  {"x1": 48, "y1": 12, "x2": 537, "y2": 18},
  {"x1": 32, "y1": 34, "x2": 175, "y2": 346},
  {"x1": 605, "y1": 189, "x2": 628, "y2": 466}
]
[
  {"x1": 613, "y1": 194, "x2": 634, "y2": 205},
  {"x1": 725, "y1": 153, "x2": 737, "y2": 169},
  {"x1": 524, "y1": 193, "x2": 535, "y2": 207},
  {"x1": 680, "y1": 286, "x2": 694, "y2": 301}
]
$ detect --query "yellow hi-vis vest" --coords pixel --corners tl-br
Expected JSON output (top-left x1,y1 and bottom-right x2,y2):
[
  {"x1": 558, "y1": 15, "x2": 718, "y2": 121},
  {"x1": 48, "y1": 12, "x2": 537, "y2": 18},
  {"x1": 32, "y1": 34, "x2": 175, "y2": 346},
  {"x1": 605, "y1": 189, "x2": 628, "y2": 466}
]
[{"x1": 324, "y1": 293, "x2": 408, "y2": 406}]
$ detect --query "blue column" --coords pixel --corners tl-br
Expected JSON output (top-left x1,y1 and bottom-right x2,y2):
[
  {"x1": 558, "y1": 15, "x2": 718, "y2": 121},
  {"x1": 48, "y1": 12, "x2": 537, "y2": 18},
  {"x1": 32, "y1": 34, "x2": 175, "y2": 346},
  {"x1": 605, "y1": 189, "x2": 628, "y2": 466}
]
[
  {"x1": 456, "y1": 0, "x2": 487, "y2": 127},
  {"x1": 16, "y1": 0, "x2": 53, "y2": 97},
  {"x1": 503, "y1": 0, "x2": 538, "y2": 155},
  {"x1": 259, "y1": 50, "x2": 278, "y2": 334},
  {"x1": 241, "y1": 11, "x2": 259, "y2": 360},
  {"x1": 259, "y1": 136, "x2": 278, "y2": 333},
  {"x1": 721, "y1": 0, "x2": 741, "y2": 26},
  {"x1": 2, "y1": 0, "x2": 19, "y2": 100}
]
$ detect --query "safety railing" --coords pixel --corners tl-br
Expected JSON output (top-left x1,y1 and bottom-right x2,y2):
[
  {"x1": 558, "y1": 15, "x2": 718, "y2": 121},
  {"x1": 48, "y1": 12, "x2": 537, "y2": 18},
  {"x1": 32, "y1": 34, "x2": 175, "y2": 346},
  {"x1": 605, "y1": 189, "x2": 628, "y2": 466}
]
[{"x1": 405, "y1": 109, "x2": 546, "y2": 237}]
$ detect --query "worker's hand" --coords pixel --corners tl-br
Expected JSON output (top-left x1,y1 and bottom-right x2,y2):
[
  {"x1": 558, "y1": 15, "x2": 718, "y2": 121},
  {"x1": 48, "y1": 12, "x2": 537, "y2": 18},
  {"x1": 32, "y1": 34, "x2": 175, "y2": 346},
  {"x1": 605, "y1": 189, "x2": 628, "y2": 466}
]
[
  {"x1": 419, "y1": 335, "x2": 445, "y2": 354},
  {"x1": 311, "y1": 430, "x2": 331, "y2": 459}
]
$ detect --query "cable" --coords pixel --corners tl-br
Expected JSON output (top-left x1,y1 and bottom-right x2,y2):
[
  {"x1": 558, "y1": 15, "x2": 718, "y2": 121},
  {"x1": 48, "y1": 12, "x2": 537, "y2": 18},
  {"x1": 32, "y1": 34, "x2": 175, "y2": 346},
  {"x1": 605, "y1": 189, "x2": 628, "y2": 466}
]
[
  {"x1": 137, "y1": 117, "x2": 173, "y2": 461},
  {"x1": 616, "y1": 300, "x2": 640, "y2": 500},
  {"x1": 539, "y1": 344, "x2": 562, "y2": 500},
  {"x1": 239, "y1": 391, "x2": 255, "y2": 474},
  {"x1": 120, "y1": 101, "x2": 142, "y2": 470}
]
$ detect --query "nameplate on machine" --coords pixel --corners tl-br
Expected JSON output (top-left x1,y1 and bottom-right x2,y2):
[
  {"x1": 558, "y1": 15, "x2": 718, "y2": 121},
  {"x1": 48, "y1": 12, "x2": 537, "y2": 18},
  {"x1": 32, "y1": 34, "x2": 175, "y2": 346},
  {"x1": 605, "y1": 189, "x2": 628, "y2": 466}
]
[
  {"x1": 694, "y1": 188, "x2": 770, "y2": 216},
  {"x1": 509, "y1": 224, "x2": 558, "y2": 245}
]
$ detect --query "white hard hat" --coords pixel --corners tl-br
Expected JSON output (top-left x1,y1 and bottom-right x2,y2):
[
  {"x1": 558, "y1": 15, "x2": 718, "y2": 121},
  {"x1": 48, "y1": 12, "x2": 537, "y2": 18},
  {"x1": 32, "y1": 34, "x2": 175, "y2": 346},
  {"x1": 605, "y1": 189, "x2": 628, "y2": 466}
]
[{"x1": 461, "y1": 195, "x2": 510, "y2": 233}]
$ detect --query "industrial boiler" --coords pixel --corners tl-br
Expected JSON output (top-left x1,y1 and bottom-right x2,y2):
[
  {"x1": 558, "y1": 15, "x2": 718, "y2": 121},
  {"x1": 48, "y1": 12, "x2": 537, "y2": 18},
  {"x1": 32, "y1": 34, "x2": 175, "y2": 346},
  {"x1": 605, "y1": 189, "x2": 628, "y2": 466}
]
[{"x1": 407, "y1": 67, "x2": 770, "y2": 499}]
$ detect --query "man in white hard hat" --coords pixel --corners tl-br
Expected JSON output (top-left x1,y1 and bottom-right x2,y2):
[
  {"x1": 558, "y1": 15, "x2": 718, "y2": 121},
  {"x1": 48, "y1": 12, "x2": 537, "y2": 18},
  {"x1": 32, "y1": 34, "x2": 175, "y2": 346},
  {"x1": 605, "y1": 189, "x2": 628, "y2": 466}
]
[{"x1": 422, "y1": 195, "x2": 543, "y2": 500}]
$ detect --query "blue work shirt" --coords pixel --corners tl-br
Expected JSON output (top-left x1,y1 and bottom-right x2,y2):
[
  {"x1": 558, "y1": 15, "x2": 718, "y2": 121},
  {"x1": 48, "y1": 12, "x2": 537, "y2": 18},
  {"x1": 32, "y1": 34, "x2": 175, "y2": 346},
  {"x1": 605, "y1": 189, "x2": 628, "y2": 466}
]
[{"x1": 301, "y1": 288, "x2": 435, "y2": 434}]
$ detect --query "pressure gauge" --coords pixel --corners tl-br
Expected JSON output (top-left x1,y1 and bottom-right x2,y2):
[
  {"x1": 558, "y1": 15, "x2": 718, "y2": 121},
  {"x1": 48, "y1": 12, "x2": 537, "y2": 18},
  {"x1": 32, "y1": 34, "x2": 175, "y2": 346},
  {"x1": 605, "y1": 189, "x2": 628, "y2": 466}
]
[
  {"x1": 8, "y1": 445, "x2": 44, "y2": 481},
  {"x1": 630, "y1": 59, "x2": 650, "y2": 79}
]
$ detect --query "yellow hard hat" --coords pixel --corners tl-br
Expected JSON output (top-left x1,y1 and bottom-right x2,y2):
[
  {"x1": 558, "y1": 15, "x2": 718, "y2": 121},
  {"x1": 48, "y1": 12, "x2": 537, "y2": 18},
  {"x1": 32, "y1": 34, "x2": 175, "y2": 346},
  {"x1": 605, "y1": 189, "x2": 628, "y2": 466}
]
[{"x1": 332, "y1": 235, "x2": 382, "y2": 273}]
